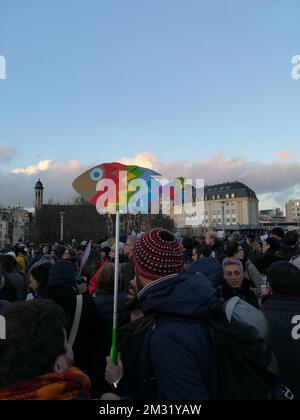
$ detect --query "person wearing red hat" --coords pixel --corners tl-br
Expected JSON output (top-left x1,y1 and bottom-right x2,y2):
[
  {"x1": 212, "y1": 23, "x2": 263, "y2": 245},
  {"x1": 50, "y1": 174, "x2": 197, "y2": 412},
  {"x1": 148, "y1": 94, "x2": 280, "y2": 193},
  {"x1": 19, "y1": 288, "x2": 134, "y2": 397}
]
[
  {"x1": 105, "y1": 227, "x2": 219, "y2": 400},
  {"x1": 132, "y1": 228, "x2": 219, "y2": 400}
]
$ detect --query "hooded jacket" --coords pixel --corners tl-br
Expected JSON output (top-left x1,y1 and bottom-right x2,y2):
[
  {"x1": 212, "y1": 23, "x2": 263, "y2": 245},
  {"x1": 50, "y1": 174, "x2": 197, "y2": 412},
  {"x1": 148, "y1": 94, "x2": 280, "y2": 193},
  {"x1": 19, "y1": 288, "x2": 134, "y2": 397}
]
[
  {"x1": 138, "y1": 270, "x2": 220, "y2": 400},
  {"x1": 187, "y1": 257, "x2": 223, "y2": 288}
]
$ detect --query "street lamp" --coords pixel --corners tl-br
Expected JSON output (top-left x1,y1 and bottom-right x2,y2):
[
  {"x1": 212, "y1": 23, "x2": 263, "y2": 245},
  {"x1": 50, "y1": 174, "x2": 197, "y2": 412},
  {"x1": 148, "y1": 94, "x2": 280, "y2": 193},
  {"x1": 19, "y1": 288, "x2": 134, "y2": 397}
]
[
  {"x1": 220, "y1": 201, "x2": 225, "y2": 232},
  {"x1": 59, "y1": 212, "x2": 65, "y2": 242}
]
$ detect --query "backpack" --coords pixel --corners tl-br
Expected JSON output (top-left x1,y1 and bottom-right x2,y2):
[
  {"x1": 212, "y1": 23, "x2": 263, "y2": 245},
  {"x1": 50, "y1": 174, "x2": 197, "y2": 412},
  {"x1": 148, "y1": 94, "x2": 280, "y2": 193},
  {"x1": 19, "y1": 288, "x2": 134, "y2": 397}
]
[{"x1": 141, "y1": 297, "x2": 294, "y2": 400}]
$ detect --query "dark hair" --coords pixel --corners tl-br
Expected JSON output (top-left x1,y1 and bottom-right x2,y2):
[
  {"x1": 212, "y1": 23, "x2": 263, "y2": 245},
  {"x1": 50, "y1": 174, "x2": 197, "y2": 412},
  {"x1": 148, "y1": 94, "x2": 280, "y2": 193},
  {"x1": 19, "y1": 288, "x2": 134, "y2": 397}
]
[
  {"x1": 52, "y1": 244, "x2": 66, "y2": 260},
  {"x1": 101, "y1": 247, "x2": 111, "y2": 261},
  {"x1": 226, "y1": 241, "x2": 243, "y2": 257},
  {"x1": 265, "y1": 237, "x2": 281, "y2": 253},
  {"x1": 0, "y1": 263, "x2": 17, "y2": 302},
  {"x1": 29, "y1": 264, "x2": 50, "y2": 294},
  {"x1": 271, "y1": 227, "x2": 285, "y2": 240},
  {"x1": 193, "y1": 244, "x2": 210, "y2": 259},
  {"x1": 182, "y1": 236, "x2": 195, "y2": 250},
  {"x1": 0, "y1": 255, "x2": 17, "y2": 273},
  {"x1": 69, "y1": 256, "x2": 81, "y2": 272},
  {"x1": 0, "y1": 300, "x2": 67, "y2": 387},
  {"x1": 64, "y1": 247, "x2": 78, "y2": 258},
  {"x1": 283, "y1": 230, "x2": 299, "y2": 247},
  {"x1": 96, "y1": 263, "x2": 114, "y2": 290},
  {"x1": 267, "y1": 261, "x2": 300, "y2": 298}
]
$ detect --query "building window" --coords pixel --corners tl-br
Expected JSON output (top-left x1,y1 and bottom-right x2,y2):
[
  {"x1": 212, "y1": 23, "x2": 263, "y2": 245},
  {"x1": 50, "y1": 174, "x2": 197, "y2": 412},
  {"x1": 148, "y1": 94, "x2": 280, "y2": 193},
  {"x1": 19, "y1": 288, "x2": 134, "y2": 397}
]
[
  {"x1": 217, "y1": 194, "x2": 220, "y2": 199},
  {"x1": 226, "y1": 194, "x2": 229, "y2": 198},
  {"x1": 231, "y1": 193, "x2": 235, "y2": 198},
  {"x1": 212, "y1": 195, "x2": 215, "y2": 200}
]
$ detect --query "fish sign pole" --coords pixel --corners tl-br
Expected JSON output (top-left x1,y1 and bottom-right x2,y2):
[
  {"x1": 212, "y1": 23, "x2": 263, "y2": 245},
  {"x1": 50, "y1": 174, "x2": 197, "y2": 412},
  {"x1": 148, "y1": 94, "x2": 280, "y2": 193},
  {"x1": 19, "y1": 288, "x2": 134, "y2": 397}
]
[
  {"x1": 72, "y1": 162, "x2": 161, "y2": 364},
  {"x1": 110, "y1": 211, "x2": 120, "y2": 363}
]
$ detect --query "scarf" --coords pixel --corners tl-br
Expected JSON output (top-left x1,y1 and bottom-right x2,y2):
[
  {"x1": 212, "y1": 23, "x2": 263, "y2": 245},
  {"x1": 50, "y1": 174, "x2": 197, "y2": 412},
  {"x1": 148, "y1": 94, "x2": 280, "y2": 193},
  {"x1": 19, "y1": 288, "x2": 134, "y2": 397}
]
[{"x1": 0, "y1": 367, "x2": 90, "y2": 400}]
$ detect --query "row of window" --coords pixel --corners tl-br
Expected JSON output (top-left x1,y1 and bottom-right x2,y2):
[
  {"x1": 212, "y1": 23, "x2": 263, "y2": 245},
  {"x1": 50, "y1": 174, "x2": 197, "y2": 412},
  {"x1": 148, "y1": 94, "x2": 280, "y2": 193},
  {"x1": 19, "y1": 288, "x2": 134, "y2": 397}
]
[
  {"x1": 211, "y1": 216, "x2": 236, "y2": 221},
  {"x1": 205, "y1": 193, "x2": 236, "y2": 200}
]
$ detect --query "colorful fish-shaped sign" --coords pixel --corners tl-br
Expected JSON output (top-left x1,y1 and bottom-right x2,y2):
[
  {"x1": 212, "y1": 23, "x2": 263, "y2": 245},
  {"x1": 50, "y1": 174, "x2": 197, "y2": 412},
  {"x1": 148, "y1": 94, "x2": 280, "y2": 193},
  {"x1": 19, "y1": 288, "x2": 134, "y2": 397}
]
[{"x1": 72, "y1": 162, "x2": 161, "y2": 214}]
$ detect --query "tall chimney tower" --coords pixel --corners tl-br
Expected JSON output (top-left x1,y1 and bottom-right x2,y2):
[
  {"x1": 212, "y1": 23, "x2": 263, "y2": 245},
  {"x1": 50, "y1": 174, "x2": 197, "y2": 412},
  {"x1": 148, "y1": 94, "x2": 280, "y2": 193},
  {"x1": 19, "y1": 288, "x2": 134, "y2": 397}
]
[{"x1": 34, "y1": 179, "x2": 44, "y2": 212}]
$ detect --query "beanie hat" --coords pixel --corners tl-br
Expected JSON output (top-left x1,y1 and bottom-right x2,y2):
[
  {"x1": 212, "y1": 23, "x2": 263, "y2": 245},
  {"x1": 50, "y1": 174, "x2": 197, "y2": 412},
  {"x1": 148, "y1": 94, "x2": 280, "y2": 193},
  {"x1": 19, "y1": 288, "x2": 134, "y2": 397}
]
[
  {"x1": 133, "y1": 228, "x2": 184, "y2": 280},
  {"x1": 48, "y1": 261, "x2": 77, "y2": 286}
]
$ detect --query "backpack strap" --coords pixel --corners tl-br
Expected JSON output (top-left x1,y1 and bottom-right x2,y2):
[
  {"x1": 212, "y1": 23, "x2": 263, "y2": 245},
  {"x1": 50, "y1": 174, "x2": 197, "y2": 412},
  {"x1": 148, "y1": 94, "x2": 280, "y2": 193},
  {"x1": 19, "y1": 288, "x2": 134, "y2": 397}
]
[
  {"x1": 224, "y1": 296, "x2": 240, "y2": 322},
  {"x1": 68, "y1": 294, "x2": 83, "y2": 348}
]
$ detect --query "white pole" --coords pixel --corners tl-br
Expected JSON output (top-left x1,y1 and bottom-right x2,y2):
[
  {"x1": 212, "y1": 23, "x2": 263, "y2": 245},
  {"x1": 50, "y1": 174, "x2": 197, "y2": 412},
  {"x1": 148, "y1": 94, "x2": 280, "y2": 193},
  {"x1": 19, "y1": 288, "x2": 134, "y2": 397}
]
[
  {"x1": 112, "y1": 211, "x2": 120, "y2": 330},
  {"x1": 60, "y1": 212, "x2": 65, "y2": 242},
  {"x1": 110, "y1": 210, "x2": 120, "y2": 363}
]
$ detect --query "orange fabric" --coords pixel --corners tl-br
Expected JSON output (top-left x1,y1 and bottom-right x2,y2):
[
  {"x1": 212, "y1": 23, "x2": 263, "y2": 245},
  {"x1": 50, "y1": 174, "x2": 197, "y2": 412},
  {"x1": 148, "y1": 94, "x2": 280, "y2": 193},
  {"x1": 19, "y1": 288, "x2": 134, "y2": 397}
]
[{"x1": 0, "y1": 367, "x2": 90, "y2": 400}]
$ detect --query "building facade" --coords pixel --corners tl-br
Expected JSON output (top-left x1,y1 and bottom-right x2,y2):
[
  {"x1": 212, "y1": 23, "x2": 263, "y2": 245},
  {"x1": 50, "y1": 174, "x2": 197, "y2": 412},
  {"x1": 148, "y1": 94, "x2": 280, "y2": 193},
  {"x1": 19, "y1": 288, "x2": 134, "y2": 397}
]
[
  {"x1": 0, "y1": 211, "x2": 10, "y2": 249},
  {"x1": 259, "y1": 208, "x2": 286, "y2": 225},
  {"x1": 172, "y1": 181, "x2": 259, "y2": 230},
  {"x1": 285, "y1": 200, "x2": 300, "y2": 224},
  {"x1": 0, "y1": 206, "x2": 31, "y2": 249}
]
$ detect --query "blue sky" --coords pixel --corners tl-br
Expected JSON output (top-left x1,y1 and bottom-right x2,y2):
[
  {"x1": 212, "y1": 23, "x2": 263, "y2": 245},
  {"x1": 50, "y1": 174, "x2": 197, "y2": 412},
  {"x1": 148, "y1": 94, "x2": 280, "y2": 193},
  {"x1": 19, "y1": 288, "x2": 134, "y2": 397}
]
[{"x1": 0, "y1": 0, "x2": 300, "y2": 207}]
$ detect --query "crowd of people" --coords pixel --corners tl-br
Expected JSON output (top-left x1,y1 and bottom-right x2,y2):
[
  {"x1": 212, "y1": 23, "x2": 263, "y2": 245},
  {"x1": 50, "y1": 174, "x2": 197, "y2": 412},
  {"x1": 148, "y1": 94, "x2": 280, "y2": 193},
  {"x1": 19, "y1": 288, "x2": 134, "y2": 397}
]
[{"x1": 0, "y1": 226, "x2": 299, "y2": 400}]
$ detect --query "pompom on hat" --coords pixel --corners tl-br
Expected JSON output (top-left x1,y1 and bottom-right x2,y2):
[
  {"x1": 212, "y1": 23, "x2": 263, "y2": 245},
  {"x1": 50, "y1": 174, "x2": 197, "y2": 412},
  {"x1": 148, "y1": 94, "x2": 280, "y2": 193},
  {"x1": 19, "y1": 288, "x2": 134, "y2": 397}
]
[{"x1": 133, "y1": 227, "x2": 184, "y2": 280}]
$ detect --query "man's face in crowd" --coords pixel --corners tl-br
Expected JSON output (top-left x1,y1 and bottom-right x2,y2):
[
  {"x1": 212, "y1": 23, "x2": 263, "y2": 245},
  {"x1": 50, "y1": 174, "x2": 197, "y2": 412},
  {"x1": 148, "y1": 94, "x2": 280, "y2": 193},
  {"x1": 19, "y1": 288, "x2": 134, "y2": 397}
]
[
  {"x1": 135, "y1": 274, "x2": 144, "y2": 294},
  {"x1": 205, "y1": 234, "x2": 214, "y2": 246},
  {"x1": 192, "y1": 248, "x2": 198, "y2": 260},
  {"x1": 124, "y1": 239, "x2": 134, "y2": 258},
  {"x1": 125, "y1": 277, "x2": 141, "y2": 310}
]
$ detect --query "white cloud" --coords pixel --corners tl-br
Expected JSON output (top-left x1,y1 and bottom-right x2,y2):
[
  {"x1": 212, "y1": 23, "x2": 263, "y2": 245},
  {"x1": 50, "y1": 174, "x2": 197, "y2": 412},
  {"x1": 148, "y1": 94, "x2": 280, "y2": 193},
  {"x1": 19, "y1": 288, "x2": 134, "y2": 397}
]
[
  {"x1": 13, "y1": 160, "x2": 52, "y2": 175},
  {"x1": 1, "y1": 151, "x2": 300, "y2": 208},
  {"x1": 117, "y1": 151, "x2": 300, "y2": 206},
  {"x1": 118, "y1": 151, "x2": 160, "y2": 169},
  {"x1": 276, "y1": 149, "x2": 294, "y2": 161},
  {"x1": 0, "y1": 159, "x2": 85, "y2": 207}
]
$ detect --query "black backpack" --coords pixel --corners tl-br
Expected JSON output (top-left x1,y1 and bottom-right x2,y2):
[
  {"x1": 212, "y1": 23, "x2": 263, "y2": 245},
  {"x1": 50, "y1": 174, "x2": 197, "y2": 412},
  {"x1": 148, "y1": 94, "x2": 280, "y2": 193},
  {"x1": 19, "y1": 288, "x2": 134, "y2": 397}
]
[{"x1": 141, "y1": 297, "x2": 294, "y2": 400}]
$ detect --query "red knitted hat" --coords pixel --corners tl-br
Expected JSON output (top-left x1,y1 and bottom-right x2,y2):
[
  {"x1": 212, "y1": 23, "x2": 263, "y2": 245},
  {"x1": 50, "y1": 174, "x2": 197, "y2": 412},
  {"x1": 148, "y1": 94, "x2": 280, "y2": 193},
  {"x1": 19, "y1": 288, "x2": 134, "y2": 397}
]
[{"x1": 133, "y1": 228, "x2": 184, "y2": 280}]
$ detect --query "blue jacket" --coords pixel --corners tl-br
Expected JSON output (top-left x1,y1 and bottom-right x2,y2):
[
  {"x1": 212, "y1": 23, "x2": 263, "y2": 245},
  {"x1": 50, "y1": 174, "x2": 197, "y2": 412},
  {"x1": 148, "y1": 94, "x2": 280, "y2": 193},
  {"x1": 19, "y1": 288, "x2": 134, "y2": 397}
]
[
  {"x1": 94, "y1": 289, "x2": 130, "y2": 326},
  {"x1": 187, "y1": 257, "x2": 223, "y2": 288},
  {"x1": 139, "y1": 271, "x2": 220, "y2": 400}
]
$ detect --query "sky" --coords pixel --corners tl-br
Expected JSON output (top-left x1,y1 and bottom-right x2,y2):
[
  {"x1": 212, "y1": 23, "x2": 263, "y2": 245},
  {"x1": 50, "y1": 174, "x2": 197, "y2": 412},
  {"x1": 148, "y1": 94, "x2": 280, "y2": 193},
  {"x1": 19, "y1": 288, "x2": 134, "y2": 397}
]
[{"x1": 0, "y1": 0, "x2": 300, "y2": 210}]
